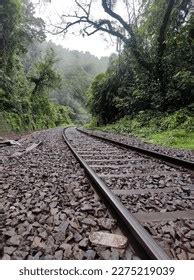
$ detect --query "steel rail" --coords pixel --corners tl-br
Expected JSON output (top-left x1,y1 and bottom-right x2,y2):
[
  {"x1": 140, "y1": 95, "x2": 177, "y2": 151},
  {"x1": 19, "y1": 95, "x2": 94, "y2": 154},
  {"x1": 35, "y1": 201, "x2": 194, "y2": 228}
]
[
  {"x1": 62, "y1": 128, "x2": 170, "y2": 260},
  {"x1": 77, "y1": 128, "x2": 194, "y2": 171}
]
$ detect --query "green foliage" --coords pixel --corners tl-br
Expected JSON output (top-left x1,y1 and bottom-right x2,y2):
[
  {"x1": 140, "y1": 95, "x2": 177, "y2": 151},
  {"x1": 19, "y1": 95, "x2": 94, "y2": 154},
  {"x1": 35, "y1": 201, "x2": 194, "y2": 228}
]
[
  {"x1": 44, "y1": 42, "x2": 109, "y2": 123},
  {"x1": 87, "y1": 1, "x2": 193, "y2": 126},
  {"x1": 86, "y1": 109, "x2": 194, "y2": 149},
  {"x1": 30, "y1": 48, "x2": 61, "y2": 95},
  {"x1": 0, "y1": 1, "x2": 72, "y2": 133},
  {"x1": 24, "y1": 41, "x2": 109, "y2": 124}
]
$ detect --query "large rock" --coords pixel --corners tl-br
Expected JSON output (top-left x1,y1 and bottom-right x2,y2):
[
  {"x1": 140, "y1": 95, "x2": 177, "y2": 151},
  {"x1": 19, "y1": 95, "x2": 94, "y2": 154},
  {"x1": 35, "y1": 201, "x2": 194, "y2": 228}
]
[{"x1": 89, "y1": 232, "x2": 128, "y2": 249}]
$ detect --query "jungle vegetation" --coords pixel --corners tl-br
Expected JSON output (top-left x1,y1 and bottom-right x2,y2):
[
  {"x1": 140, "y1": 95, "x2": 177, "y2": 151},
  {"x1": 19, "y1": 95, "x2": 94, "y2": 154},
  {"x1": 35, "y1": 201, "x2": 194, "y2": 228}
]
[
  {"x1": 0, "y1": 0, "x2": 108, "y2": 133},
  {"x1": 52, "y1": 0, "x2": 193, "y2": 148}
]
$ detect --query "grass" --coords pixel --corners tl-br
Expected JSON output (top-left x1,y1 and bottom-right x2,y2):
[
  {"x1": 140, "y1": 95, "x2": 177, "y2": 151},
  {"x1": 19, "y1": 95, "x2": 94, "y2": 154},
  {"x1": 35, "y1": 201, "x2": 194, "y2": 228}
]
[
  {"x1": 148, "y1": 130, "x2": 194, "y2": 149},
  {"x1": 85, "y1": 111, "x2": 194, "y2": 150}
]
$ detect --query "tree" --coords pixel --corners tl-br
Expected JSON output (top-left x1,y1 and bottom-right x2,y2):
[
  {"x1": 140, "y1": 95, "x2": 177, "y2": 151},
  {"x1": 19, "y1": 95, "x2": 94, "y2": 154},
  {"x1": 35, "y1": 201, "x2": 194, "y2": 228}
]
[
  {"x1": 30, "y1": 48, "x2": 61, "y2": 96},
  {"x1": 0, "y1": 1, "x2": 71, "y2": 131},
  {"x1": 86, "y1": 1, "x2": 193, "y2": 124}
]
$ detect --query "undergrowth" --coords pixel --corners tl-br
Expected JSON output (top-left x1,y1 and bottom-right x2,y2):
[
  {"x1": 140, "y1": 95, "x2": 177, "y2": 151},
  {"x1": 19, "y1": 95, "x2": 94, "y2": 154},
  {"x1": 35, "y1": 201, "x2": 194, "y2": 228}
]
[{"x1": 85, "y1": 109, "x2": 194, "y2": 149}]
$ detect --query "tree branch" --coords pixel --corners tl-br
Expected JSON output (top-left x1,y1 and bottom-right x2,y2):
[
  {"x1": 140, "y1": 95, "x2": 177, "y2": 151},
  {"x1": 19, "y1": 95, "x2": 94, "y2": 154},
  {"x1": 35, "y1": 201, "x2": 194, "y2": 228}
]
[
  {"x1": 101, "y1": 0, "x2": 152, "y2": 71},
  {"x1": 101, "y1": 0, "x2": 136, "y2": 43},
  {"x1": 75, "y1": 0, "x2": 88, "y2": 16},
  {"x1": 50, "y1": 0, "x2": 152, "y2": 72}
]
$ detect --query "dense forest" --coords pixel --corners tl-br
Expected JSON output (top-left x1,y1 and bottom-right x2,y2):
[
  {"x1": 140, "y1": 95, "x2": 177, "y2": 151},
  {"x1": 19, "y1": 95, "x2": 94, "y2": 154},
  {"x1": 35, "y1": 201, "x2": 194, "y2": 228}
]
[
  {"x1": 0, "y1": 0, "x2": 108, "y2": 132},
  {"x1": 60, "y1": 0, "x2": 192, "y2": 148},
  {"x1": 25, "y1": 41, "x2": 108, "y2": 124},
  {"x1": 0, "y1": 0, "x2": 193, "y2": 147},
  {"x1": 83, "y1": 1, "x2": 193, "y2": 126}
]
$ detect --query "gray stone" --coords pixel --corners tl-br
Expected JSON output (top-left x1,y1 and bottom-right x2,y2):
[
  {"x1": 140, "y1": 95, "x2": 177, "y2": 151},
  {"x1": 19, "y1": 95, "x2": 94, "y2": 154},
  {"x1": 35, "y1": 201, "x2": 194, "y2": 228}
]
[
  {"x1": 39, "y1": 231, "x2": 47, "y2": 240},
  {"x1": 61, "y1": 244, "x2": 72, "y2": 259},
  {"x1": 70, "y1": 201, "x2": 79, "y2": 207},
  {"x1": 2, "y1": 254, "x2": 11, "y2": 260},
  {"x1": 54, "y1": 232, "x2": 66, "y2": 243},
  {"x1": 79, "y1": 238, "x2": 89, "y2": 248},
  {"x1": 4, "y1": 229, "x2": 16, "y2": 237},
  {"x1": 74, "y1": 232, "x2": 82, "y2": 242},
  {"x1": 98, "y1": 218, "x2": 116, "y2": 230},
  {"x1": 32, "y1": 236, "x2": 45, "y2": 249},
  {"x1": 50, "y1": 208, "x2": 58, "y2": 215},
  {"x1": 132, "y1": 255, "x2": 141, "y2": 260},
  {"x1": 85, "y1": 250, "x2": 96, "y2": 260},
  {"x1": 101, "y1": 249, "x2": 111, "y2": 260},
  {"x1": 160, "y1": 209, "x2": 167, "y2": 213},
  {"x1": 188, "y1": 253, "x2": 194, "y2": 260},
  {"x1": 89, "y1": 232, "x2": 128, "y2": 249},
  {"x1": 17, "y1": 225, "x2": 26, "y2": 235},
  {"x1": 82, "y1": 217, "x2": 97, "y2": 226},
  {"x1": 73, "y1": 248, "x2": 84, "y2": 260},
  {"x1": 32, "y1": 222, "x2": 40, "y2": 228},
  {"x1": 50, "y1": 202, "x2": 58, "y2": 208},
  {"x1": 32, "y1": 208, "x2": 41, "y2": 214},
  {"x1": 47, "y1": 235, "x2": 55, "y2": 247},
  {"x1": 12, "y1": 250, "x2": 28, "y2": 260},
  {"x1": 4, "y1": 246, "x2": 16, "y2": 255},
  {"x1": 125, "y1": 250, "x2": 133, "y2": 260},
  {"x1": 65, "y1": 232, "x2": 74, "y2": 243},
  {"x1": 177, "y1": 250, "x2": 188, "y2": 260},
  {"x1": 7, "y1": 235, "x2": 21, "y2": 246},
  {"x1": 80, "y1": 204, "x2": 93, "y2": 212},
  {"x1": 55, "y1": 250, "x2": 63, "y2": 260},
  {"x1": 110, "y1": 248, "x2": 120, "y2": 260},
  {"x1": 46, "y1": 216, "x2": 54, "y2": 226},
  {"x1": 42, "y1": 254, "x2": 54, "y2": 260},
  {"x1": 69, "y1": 219, "x2": 80, "y2": 230}
]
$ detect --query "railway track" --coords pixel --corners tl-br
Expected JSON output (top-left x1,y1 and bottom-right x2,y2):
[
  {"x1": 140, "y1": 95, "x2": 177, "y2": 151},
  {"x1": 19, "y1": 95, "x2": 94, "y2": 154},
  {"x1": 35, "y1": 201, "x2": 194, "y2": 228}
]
[
  {"x1": 1, "y1": 128, "x2": 147, "y2": 260},
  {"x1": 63, "y1": 127, "x2": 194, "y2": 260}
]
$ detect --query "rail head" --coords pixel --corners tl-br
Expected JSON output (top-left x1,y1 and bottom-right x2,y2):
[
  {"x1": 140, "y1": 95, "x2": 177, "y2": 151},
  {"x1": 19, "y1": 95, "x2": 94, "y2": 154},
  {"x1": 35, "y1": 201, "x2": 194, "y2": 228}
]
[{"x1": 63, "y1": 127, "x2": 171, "y2": 260}]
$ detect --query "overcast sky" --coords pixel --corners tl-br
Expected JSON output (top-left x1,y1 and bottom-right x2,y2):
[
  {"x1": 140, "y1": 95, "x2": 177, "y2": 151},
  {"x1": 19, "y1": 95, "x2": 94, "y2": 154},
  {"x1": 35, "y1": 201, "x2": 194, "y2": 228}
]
[{"x1": 34, "y1": 0, "x2": 121, "y2": 57}]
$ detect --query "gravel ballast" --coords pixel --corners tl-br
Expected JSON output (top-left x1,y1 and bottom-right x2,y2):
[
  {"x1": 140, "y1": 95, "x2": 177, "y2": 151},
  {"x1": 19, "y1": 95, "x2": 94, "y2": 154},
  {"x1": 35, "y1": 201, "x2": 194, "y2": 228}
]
[
  {"x1": 81, "y1": 129, "x2": 194, "y2": 162},
  {"x1": 0, "y1": 128, "x2": 138, "y2": 260}
]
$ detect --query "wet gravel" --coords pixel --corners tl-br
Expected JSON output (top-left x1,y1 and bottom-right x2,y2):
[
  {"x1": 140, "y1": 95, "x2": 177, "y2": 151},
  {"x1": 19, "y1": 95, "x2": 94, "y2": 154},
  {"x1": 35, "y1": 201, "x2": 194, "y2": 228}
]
[
  {"x1": 0, "y1": 128, "x2": 138, "y2": 260},
  {"x1": 143, "y1": 220, "x2": 194, "y2": 260},
  {"x1": 119, "y1": 190, "x2": 193, "y2": 213},
  {"x1": 105, "y1": 173, "x2": 192, "y2": 190},
  {"x1": 81, "y1": 128, "x2": 194, "y2": 162},
  {"x1": 66, "y1": 127, "x2": 194, "y2": 260},
  {"x1": 67, "y1": 129, "x2": 192, "y2": 192}
]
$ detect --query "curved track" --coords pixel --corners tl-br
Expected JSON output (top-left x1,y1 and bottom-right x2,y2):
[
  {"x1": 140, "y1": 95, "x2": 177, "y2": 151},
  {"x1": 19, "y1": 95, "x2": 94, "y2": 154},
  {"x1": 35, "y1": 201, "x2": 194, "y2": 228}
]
[
  {"x1": 63, "y1": 128, "x2": 170, "y2": 259},
  {"x1": 63, "y1": 127, "x2": 194, "y2": 260}
]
